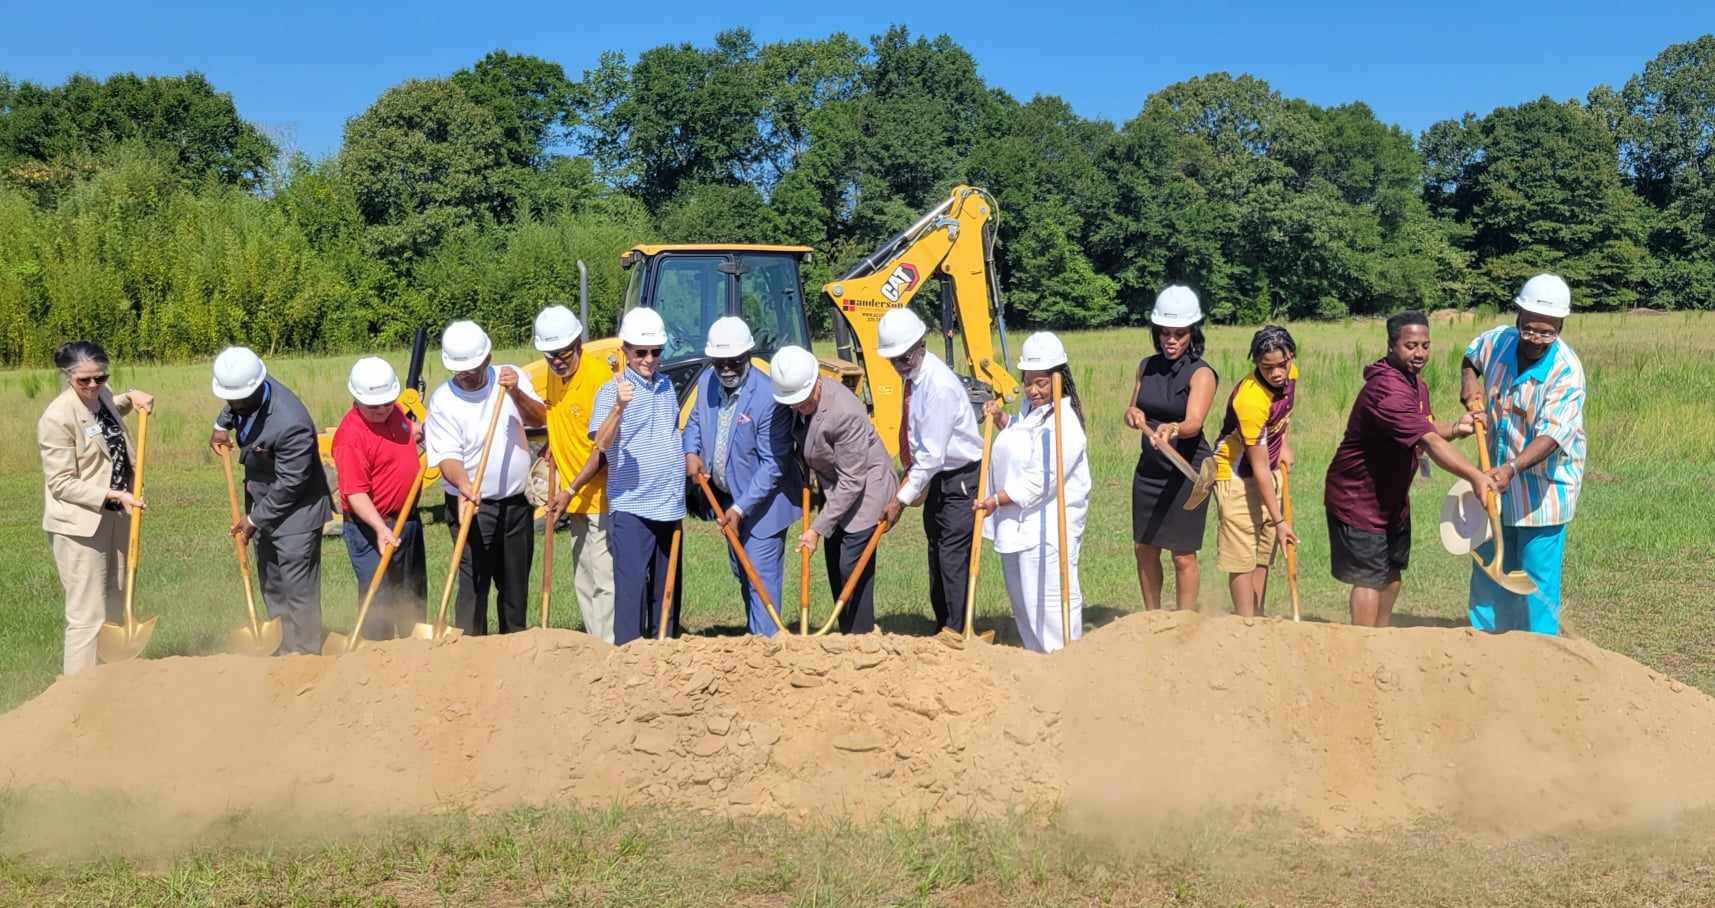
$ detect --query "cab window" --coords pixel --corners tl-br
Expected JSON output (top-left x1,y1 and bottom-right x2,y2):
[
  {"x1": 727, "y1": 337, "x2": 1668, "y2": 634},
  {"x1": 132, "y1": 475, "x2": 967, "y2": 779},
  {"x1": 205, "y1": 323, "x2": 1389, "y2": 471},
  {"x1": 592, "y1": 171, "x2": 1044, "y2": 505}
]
[
  {"x1": 738, "y1": 254, "x2": 810, "y2": 355},
  {"x1": 651, "y1": 256, "x2": 725, "y2": 362}
]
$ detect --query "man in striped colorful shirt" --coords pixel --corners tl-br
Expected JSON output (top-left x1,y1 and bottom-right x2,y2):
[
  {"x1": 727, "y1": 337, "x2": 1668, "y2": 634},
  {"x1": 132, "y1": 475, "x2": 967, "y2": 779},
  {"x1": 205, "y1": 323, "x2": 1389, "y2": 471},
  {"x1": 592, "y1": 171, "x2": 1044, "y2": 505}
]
[{"x1": 1460, "y1": 273, "x2": 1587, "y2": 635}]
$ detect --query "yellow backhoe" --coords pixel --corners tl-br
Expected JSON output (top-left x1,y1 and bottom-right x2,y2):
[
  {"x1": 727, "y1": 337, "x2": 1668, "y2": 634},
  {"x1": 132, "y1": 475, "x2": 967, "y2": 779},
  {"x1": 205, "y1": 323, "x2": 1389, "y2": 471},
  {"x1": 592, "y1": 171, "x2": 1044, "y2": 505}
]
[{"x1": 592, "y1": 184, "x2": 1020, "y2": 438}]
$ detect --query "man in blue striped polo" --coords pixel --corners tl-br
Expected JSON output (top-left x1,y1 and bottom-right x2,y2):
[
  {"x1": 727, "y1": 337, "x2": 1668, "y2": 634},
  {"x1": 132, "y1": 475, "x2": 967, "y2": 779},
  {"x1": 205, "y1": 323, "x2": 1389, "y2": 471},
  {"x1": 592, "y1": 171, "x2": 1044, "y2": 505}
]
[
  {"x1": 589, "y1": 308, "x2": 686, "y2": 644},
  {"x1": 1460, "y1": 273, "x2": 1588, "y2": 636}
]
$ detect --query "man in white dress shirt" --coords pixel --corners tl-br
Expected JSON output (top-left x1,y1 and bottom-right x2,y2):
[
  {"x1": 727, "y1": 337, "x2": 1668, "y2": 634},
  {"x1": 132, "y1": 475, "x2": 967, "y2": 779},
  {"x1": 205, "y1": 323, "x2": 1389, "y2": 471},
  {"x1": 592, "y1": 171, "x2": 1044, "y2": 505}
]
[
  {"x1": 424, "y1": 320, "x2": 546, "y2": 635},
  {"x1": 877, "y1": 308, "x2": 984, "y2": 633}
]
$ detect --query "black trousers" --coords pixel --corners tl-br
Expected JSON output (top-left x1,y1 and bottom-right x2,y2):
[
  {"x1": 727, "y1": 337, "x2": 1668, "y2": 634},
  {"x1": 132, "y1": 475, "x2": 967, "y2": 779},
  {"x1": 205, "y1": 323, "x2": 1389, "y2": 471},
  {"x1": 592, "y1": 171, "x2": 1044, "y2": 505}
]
[
  {"x1": 610, "y1": 511, "x2": 683, "y2": 644},
  {"x1": 445, "y1": 493, "x2": 533, "y2": 635},
  {"x1": 824, "y1": 523, "x2": 880, "y2": 634},
  {"x1": 924, "y1": 460, "x2": 980, "y2": 631}
]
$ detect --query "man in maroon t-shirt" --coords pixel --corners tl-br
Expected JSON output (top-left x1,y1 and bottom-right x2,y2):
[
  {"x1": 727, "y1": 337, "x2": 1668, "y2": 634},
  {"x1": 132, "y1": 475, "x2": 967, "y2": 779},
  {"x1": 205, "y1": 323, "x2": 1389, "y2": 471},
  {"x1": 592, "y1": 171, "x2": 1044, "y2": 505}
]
[
  {"x1": 332, "y1": 357, "x2": 427, "y2": 641},
  {"x1": 1323, "y1": 312, "x2": 1492, "y2": 627}
]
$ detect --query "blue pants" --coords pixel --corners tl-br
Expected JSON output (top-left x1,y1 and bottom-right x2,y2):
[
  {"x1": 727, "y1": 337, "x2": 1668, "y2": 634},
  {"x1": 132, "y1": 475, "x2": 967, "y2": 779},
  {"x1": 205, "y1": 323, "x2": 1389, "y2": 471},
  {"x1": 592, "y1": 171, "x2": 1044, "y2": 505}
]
[
  {"x1": 610, "y1": 511, "x2": 682, "y2": 645},
  {"x1": 730, "y1": 529, "x2": 787, "y2": 636},
  {"x1": 342, "y1": 516, "x2": 426, "y2": 641},
  {"x1": 1468, "y1": 524, "x2": 1566, "y2": 635}
]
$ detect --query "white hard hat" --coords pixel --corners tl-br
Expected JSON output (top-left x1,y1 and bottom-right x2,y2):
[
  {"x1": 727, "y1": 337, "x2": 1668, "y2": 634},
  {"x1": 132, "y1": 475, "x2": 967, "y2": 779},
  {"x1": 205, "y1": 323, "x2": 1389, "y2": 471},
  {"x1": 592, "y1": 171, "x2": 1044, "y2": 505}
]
[
  {"x1": 770, "y1": 345, "x2": 820, "y2": 405},
  {"x1": 1016, "y1": 332, "x2": 1068, "y2": 371},
  {"x1": 212, "y1": 346, "x2": 267, "y2": 400},
  {"x1": 1150, "y1": 285, "x2": 1203, "y2": 328},
  {"x1": 876, "y1": 308, "x2": 928, "y2": 358},
  {"x1": 441, "y1": 320, "x2": 492, "y2": 372},
  {"x1": 533, "y1": 305, "x2": 584, "y2": 352},
  {"x1": 1514, "y1": 273, "x2": 1571, "y2": 319},
  {"x1": 347, "y1": 356, "x2": 401, "y2": 406},
  {"x1": 619, "y1": 307, "x2": 668, "y2": 347},
  {"x1": 705, "y1": 316, "x2": 756, "y2": 358}
]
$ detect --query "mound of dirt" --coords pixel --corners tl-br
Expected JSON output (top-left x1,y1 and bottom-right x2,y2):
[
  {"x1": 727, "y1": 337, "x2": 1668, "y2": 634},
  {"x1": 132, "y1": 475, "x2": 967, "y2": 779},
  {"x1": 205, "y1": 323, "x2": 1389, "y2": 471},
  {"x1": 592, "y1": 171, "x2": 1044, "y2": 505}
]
[{"x1": 3, "y1": 612, "x2": 1714, "y2": 840}]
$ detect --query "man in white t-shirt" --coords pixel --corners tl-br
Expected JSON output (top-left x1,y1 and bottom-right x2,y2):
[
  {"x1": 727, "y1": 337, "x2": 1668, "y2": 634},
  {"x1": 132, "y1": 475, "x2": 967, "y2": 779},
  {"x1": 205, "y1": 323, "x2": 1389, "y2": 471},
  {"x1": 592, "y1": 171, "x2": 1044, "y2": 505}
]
[{"x1": 424, "y1": 320, "x2": 546, "y2": 635}]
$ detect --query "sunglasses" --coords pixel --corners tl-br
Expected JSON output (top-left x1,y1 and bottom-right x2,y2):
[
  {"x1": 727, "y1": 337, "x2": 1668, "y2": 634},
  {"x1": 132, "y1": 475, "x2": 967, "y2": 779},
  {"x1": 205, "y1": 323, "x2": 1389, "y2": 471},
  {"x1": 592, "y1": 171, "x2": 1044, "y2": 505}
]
[
  {"x1": 545, "y1": 345, "x2": 580, "y2": 363},
  {"x1": 632, "y1": 347, "x2": 663, "y2": 360},
  {"x1": 73, "y1": 373, "x2": 110, "y2": 387},
  {"x1": 713, "y1": 356, "x2": 748, "y2": 370}
]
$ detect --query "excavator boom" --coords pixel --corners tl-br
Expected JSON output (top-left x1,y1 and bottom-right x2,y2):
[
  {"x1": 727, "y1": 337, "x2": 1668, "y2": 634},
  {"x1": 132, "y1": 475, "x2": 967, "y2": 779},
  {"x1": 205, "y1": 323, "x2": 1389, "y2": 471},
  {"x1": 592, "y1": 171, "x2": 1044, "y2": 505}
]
[{"x1": 823, "y1": 185, "x2": 1019, "y2": 458}]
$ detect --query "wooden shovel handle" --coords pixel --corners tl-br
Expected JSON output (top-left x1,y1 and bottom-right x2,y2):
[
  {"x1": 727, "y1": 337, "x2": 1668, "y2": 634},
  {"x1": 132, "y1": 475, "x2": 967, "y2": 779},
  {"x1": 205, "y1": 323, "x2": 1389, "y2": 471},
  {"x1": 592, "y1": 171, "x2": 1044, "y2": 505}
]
[
  {"x1": 1144, "y1": 425, "x2": 1201, "y2": 483},
  {"x1": 657, "y1": 527, "x2": 682, "y2": 640},
  {"x1": 347, "y1": 464, "x2": 426, "y2": 652},
  {"x1": 813, "y1": 518, "x2": 890, "y2": 636},
  {"x1": 693, "y1": 473, "x2": 788, "y2": 633},
  {"x1": 963, "y1": 412, "x2": 996, "y2": 640},
  {"x1": 123, "y1": 408, "x2": 150, "y2": 627},
  {"x1": 218, "y1": 443, "x2": 263, "y2": 633},
  {"x1": 799, "y1": 484, "x2": 812, "y2": 635},
  {"x1": 1052, "y1": 374, "x2": 1071, "y2": 643},
  {"x1": 1280, "y1": 462, "x2": 1301, "y2": 623},
  {"x1": 431, "y1": 386, "x2": 508, "y2": 635},
  {"x1": 540, "y1": 458, "x2": 557, "y2": 630}
]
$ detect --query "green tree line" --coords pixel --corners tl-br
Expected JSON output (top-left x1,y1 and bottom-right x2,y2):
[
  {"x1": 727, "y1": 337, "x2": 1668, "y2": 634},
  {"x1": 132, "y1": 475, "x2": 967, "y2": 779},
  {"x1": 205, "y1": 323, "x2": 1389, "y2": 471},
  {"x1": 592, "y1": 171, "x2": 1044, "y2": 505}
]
[{"x1": 1, "y1": 30, "x2": 1711, "y2": 365}]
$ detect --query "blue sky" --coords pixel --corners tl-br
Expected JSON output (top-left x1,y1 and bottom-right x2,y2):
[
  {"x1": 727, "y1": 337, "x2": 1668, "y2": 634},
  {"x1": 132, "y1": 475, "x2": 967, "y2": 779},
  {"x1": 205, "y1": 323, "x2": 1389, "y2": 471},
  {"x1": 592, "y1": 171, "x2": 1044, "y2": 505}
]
[{"x1": 3, "y1": 1, "x2": 1707, "y2": 159}]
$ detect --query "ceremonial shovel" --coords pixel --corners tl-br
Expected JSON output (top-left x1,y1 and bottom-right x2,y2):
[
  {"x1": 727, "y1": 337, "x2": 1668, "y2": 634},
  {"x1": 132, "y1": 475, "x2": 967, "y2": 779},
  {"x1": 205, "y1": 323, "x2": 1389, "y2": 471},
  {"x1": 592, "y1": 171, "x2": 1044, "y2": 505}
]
[
  {"x1": 219, "y1": 444, "x2": 283, "y2": 656},
  {"x1": 956, "y1": 412, "x2": 1000, "y2": 644},
  {"x1": 694, "y1": 473, "x2": 789, "y2": 634},
  {"x1": 414, "y1": 385, "x2": 506, "y2": 642},
  {"x1": 97, "y1": 407, "x2": 156, "y2": 663},
  {"x1": 1462, "y1": 402, "x2": 1537, "y2": 596},
  {"x1": 324, "y1": 464, "x2": 427, "y2": 654},
  {"x1": 812, "y1": 518, "x2": 891, "y2": 636}
]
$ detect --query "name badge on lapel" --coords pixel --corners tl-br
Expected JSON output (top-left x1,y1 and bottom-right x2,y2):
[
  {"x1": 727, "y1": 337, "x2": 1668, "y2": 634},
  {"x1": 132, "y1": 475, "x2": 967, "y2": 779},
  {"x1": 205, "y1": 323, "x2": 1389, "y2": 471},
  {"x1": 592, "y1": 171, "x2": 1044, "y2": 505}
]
[{"x1": 84, "y1": 425, "x2": 101, "y2": 439}]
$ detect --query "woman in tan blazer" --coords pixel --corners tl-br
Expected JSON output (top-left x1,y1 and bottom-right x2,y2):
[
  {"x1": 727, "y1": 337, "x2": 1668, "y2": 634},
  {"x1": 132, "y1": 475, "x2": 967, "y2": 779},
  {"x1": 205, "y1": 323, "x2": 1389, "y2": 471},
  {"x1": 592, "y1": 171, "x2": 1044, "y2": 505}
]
[{"x1": 37, "y1": 340, "x2": 154, "y2": 675}]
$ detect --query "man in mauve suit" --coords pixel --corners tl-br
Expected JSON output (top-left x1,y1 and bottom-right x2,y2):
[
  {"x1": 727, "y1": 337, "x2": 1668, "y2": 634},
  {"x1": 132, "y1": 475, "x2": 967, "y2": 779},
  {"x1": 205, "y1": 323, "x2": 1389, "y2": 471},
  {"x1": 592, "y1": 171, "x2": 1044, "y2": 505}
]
[
  {"x1": 771, "y1": 346, "x2": 897, "y2": 635},
  {"x1": 208, "y1": 346, "x2": 332, "y2": 654},
  {"x1": 683, "y1": 317, "x2": 800, "y2": 636}
]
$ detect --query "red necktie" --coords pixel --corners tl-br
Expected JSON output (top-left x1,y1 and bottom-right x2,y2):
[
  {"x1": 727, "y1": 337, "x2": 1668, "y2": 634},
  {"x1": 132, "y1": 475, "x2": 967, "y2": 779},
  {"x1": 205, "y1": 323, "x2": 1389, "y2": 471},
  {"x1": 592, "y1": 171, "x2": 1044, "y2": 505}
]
[{"x1": 899, "y1": 379, "x2": 915, "y2": 471}]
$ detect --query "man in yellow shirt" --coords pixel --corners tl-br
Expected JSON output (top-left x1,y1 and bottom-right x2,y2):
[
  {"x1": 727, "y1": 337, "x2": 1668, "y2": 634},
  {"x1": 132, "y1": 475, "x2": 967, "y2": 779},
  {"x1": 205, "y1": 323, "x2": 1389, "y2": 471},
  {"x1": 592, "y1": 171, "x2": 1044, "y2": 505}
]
[
  {"x1": 527, "y1": 305, "x2": 615, "y2": 642},
  {"x1": 1211, "y1": 325, "x2": 1300, "y2": 617}
]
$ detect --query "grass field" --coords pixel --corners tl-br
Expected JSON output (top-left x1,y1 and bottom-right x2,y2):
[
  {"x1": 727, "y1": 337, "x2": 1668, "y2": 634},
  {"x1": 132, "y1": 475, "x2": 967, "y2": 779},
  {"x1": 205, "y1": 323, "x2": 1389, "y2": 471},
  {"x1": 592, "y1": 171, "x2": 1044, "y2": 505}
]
[{"x1": 3, "y1": 311, "x2": 1713, "y2": 904}]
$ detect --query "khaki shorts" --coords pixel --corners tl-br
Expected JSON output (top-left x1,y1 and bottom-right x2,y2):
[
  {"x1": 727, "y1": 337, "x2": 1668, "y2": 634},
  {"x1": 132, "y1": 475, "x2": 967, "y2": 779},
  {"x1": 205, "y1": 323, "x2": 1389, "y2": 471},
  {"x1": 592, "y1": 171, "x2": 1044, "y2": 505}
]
[{"x1": 1215, "y1": 474, "x2": 1279, "y2": 574}]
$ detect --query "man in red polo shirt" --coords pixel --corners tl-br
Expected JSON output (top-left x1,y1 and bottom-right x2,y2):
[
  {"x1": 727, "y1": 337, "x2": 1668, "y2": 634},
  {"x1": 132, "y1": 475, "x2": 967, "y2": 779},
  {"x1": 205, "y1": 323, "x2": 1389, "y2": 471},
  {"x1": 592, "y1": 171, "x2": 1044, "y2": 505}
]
[
  {"x1": 1324, "y1": 312, "x2": 1492, "y2": 627},
  {"x1": 332, "y1": 357, "x2": 426, "y2": 640}
]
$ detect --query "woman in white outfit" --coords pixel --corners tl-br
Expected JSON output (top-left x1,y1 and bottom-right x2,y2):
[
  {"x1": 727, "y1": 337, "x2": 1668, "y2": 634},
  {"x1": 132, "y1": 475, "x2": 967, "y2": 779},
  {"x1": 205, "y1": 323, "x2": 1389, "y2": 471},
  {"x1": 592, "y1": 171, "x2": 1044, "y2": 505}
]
[{"x1": 974, "y1": 332, "x2": 1090, "y2": 652}]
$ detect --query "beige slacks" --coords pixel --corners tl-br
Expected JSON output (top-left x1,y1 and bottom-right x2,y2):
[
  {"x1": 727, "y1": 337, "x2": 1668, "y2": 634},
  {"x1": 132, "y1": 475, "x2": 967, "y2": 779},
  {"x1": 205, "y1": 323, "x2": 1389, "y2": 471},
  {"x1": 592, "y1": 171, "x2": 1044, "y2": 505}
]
[
  {"x1": 49, "y1": 509, "x2": 129, "y2": 676},
  {"x1": 565, "y1": 511, "x2": 616, "y2": 644}
]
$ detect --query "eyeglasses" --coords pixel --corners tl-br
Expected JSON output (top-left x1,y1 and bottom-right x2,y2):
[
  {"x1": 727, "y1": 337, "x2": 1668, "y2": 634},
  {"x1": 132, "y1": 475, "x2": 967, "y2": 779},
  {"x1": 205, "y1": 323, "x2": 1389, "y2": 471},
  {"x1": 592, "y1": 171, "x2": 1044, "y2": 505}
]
[
  {"x1": 632, "y1": 347, "x2": 663, "y2": 360},
  {"x1": 713, "y1": 356, "x2": 747, "y2": 370},
  {"x1": 545, "y1": 345, "x2": 579, "y2": 363},
  {"x1": 1518, "y1": 326, "x2": 1559, "y2": 343},
  {"x1": 73, "y1": 373, "x2": 110, "y2": 387}
]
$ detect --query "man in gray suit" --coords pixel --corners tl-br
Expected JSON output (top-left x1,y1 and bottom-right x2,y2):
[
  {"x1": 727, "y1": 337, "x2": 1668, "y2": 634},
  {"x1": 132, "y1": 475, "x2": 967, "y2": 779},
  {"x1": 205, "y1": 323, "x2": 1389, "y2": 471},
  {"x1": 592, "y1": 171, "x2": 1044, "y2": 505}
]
[
  {"x1": 209, "y1": 346, "x2": 332, "y2": 654},
  {"x1": 770, "y1": 346, "x2": 896, "y2": 634}
]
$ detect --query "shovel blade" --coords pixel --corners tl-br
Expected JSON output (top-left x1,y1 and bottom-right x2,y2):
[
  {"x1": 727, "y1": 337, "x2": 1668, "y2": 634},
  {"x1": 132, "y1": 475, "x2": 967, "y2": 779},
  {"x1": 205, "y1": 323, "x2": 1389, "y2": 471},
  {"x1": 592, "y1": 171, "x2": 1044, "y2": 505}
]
[
  {"x1": 96, "y1": 616, "x2": 156, "y2": 663},
  {"x1": 1489, "y1": 569, "x2": 1538, "y2": 596},
  {"x1": 410, "y1": 622, "x2": 464, "y2": 643},
  {"x1": 226, "y1": 617, "x2": 283, "y2": 657},
  {"x1": 1183, "y1": 458, "x2": 1216, "y2": 511},
  {"x1": 1469, "y1": 552, "x2": 1539, "y2": 596},
  {"x1": 321, "y1": 632, "x2": 362, "y2": 655}
]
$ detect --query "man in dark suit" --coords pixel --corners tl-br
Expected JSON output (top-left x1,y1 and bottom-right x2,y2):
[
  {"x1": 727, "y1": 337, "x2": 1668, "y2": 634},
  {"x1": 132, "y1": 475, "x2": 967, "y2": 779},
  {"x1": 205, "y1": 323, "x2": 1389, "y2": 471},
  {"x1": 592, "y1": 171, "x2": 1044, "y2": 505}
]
[
  {"x1": 683, "y1": 317, "x2": 800, "y2": 636},
  {"x1": 209, "y1": 346, "x2": 332, "y2": 654}
]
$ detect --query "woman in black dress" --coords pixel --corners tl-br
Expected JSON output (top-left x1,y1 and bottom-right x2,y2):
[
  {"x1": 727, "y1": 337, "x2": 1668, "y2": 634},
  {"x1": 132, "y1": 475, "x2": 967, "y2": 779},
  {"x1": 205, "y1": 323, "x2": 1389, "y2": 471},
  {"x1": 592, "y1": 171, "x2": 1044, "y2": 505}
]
[{"x1": 1124, "y1": 285, "x2": 1217, "y2": 610}]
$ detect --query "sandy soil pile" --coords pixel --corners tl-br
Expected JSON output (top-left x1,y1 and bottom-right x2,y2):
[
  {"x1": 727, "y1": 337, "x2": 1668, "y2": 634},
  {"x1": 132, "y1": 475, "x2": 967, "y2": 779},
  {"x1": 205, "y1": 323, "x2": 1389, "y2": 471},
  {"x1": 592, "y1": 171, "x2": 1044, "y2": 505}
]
[{"x1": 3, "y1": 612, "x2": 1713, "y2": 839}]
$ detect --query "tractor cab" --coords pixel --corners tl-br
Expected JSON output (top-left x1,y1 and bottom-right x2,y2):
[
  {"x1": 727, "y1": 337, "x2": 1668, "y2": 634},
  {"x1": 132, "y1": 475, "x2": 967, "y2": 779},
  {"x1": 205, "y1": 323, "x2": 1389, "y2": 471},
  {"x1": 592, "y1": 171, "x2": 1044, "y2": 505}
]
[{"x1": 620, "y1": 244, "x2": 814, "y2": 400}]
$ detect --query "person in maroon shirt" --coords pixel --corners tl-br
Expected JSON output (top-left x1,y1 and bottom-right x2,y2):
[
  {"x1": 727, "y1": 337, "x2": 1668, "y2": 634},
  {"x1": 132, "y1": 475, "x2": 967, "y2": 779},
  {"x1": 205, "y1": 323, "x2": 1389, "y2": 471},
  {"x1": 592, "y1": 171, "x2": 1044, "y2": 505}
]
[
  {"x1": 332, "y1": 357, "x2": 427, "y2": 641},
  {"x1": 1323, "y1": 312, "x2": 1492, "y2": 627}
]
